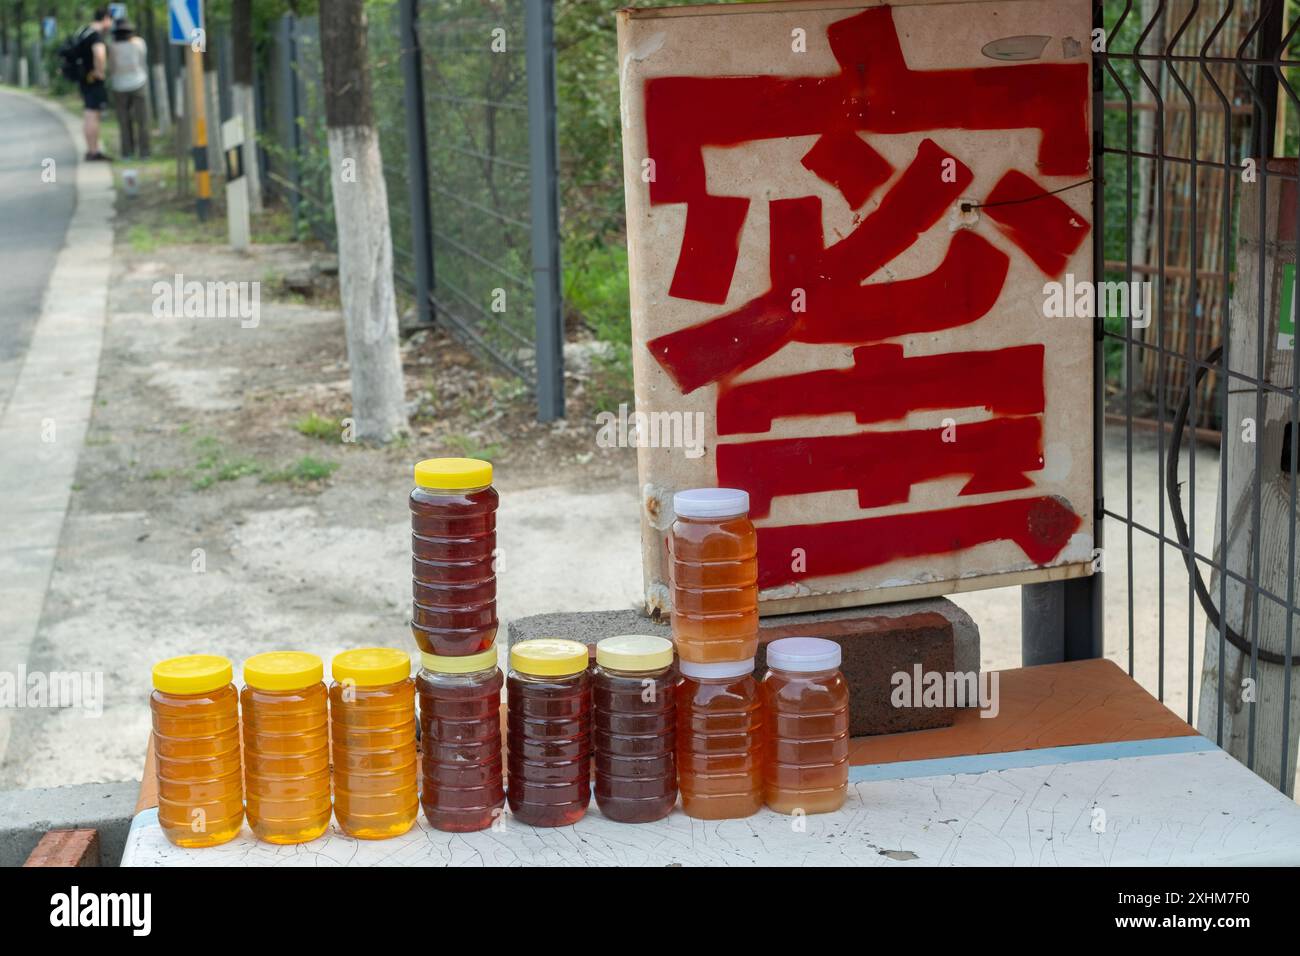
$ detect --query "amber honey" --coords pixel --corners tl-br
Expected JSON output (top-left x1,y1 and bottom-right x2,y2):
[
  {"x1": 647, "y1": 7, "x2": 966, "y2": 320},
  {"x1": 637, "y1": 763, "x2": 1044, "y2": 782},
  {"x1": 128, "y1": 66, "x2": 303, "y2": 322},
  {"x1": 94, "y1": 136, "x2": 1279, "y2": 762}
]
[
  {"x1": 242, "y1": 652, "x2": 332, "y2": 844},
  {"x1": 761, "y1": 638, "x2": 849, "y2": 815},
  {"x1": 676, "y1": 658, "x2": 764, "y2": 820},
  {"x1": 330, "y1": 648, "x2": 418, "y2": 839},
  {"x1": 670, "y1": 489, "x2": 758, "y2": 664},
  {"x1": 151, "y1": 655, "x2": 244, "y2": 848}
]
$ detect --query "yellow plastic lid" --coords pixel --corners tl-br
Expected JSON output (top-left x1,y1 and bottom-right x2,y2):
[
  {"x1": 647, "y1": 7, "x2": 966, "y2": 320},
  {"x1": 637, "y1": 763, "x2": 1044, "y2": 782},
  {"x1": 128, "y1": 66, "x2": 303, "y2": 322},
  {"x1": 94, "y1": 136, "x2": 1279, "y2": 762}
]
[
  {"x1": 596, "y1": 635, "x2": 674, "y2": 672},
  {"x1": 420, "y1": 646, "x2": 500, "y2": 674},
  {"x1": 152, "y1": 654, "x2": 233, "y2": 695},
  {"x1": 332, "y1": 647, "x2": 411, "y2": 687},
  {"x1": 509, "y1": 638, "x2": 589, "y2": 677},
  {"x1": 414, "y1": 457, "x2": 493, "y2": 490},
  {"x1": 243, "y1": 651, "x2": 324, "y2": 691}
]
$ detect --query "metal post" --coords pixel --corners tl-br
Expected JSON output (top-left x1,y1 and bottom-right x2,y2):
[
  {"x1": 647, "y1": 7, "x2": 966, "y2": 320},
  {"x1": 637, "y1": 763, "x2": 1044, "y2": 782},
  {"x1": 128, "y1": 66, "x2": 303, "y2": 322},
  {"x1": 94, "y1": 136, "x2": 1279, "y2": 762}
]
[
  {"x1": 525, "y1": 0, "x2": 565, "y2": 422},
  {"x1": 400, "y1": 0, "x2": 435, "y2": 328},
  {"x1": 1021, "y1": 582, "x2": 1066, "y2": 666},
  {"x1": 1250, "y1": 0, "x2": 1284, "y2": 160},
  {"x1": 286, "y1": 14, "x2": 302, "y2": 238},
  {"x1": 1067, "y1": 0, "x2": 1108, "y2": 664}
]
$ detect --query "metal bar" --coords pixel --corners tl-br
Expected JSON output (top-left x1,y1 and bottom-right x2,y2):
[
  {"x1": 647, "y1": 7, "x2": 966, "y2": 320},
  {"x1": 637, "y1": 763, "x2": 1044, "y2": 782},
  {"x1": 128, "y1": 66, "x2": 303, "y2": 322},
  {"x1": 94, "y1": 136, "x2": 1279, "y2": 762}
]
[
  {"x1": 1099, "y1": 334, "x2": 1300, "y2": 397},
  {"x1": 1100, "y1": 509, "x2": 1300, "y2": 615},
  {"x1": 1066, "y1": 0, "x2": 1108, "y2": 664},
  {"x1": 428, "y1": 184, "x2": 531, "y2": 229},
  {"x1": 431, "y1": 141, "x2": 531, "y2": 171},
  {"x1": 1198, "y1": 0, "x2": 1237, "y2": 750},
  {"x1": 525, "y1": 0, "x2": 565, "y2": 422},
  {"x1": 430, "y1": 295, "x2": 532, "y2": 377},
  {"x1": 426, "y1": 92, "x2": 528, "y2": 112},
  {"x1": 431, "y1": 229, "x2": 531, "y2": 287},
  {"x1": 400, "y1": 0, "x2": 436, "y2": 328}
]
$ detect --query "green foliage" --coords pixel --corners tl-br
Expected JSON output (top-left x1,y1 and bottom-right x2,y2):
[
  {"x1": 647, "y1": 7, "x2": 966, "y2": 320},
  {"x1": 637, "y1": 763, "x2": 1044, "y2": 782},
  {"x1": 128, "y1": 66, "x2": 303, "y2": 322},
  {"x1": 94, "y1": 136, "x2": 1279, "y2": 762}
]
[
  {"x1": 294, "y1": 412, "x2": 343, "y2": 441},
  {"x1": 444, "y1": 434, "x2": 503, "y2": 461},
  {"x1": 262, "y1": 455, "x2": 340, "y2": 483}
]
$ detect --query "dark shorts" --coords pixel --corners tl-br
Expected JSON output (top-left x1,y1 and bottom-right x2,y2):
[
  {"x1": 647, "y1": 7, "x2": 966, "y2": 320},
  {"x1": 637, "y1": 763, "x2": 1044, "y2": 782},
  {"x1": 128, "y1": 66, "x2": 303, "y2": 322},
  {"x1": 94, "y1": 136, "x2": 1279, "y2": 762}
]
[{"x1": 79, "y1": 80, "x2": 108, "y2": 111}]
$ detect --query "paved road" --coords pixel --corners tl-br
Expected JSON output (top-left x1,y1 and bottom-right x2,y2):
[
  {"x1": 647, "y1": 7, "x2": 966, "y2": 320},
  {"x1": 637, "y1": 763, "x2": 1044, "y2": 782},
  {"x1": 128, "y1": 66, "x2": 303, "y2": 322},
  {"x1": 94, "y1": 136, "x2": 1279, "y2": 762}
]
[{"x1": 0, "y1": 89, "x2": 78, "y2": 412}]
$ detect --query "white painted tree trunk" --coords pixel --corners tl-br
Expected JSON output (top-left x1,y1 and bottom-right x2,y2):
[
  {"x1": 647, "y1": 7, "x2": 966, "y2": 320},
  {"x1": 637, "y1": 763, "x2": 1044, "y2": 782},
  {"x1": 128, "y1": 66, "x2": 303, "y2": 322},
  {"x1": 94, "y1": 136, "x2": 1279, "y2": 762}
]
[
  {"x1": 1197, "y1": 165, "x2": 1300, "y2": 796},
  {"x1": 152, "y1": 62, "x2": 171, "y2": 136},
  {"x1": 231, "y1": 82, "x2": 262, "y2": 213},
  {"x1": 326, "y1": 124, "x2": 408, "y2": 442}
]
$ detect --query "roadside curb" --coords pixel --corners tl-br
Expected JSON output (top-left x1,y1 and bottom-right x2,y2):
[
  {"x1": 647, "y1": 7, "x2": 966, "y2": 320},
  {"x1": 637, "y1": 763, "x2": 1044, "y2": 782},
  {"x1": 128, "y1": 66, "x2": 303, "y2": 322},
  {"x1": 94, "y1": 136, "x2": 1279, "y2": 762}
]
[
  {"x1": 0, "y1": 781, "x2": 139, "y2": 867},
  {"x1": 0, "y1": 88, "x2": 115, "y2": 764}
]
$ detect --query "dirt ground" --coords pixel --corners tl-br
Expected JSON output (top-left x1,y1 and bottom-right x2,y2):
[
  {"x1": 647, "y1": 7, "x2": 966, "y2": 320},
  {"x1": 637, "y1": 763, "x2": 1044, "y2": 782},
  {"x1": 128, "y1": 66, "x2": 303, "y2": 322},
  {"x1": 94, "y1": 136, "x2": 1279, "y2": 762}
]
[{"x1": 0, "y1": 160, "x2": 644, "y2": 789}]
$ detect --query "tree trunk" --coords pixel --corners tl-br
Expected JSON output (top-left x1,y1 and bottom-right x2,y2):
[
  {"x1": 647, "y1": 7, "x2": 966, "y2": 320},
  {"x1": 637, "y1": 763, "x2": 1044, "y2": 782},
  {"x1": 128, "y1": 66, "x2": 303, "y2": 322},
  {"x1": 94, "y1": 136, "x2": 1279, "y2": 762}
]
[
  {"x1": 320, "y1": 0, "x2": 408, "y2": 443},
  {"x1": 230, "y1": 0, "x2": 262, "y2": 212},
  {"x1": 1196, "y1": 162, "x2": 1300, "y2": 796}
]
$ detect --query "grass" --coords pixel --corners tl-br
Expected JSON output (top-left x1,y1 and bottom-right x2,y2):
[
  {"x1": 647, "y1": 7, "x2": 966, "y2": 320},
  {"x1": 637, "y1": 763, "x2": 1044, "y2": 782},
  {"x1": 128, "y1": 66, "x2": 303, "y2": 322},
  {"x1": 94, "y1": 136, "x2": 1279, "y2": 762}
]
[
  {"x1": 294, "y1": 412, "x2": 344, "y2": 442},
  {"x1": 565, "y1": 241, "x2": 633, "y2": 410},
  {"x1": 127, "y1": 207, "x2": 226, "y2": 253},
  {"x1": 182, "y1": 436, "x2": 338, "y2": 489},
  {"x1": 262, "y1": 456, "x2": 340, "y2": 484},
  {"x1": 445, "y1": 433, "x2": 503, "y2": 461}
]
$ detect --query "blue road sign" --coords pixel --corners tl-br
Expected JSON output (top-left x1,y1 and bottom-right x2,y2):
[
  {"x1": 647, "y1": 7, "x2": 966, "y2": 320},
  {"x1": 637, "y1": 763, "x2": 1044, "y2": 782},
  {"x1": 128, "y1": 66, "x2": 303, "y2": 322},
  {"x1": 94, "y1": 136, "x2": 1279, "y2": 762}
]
[{"x1": 168, "y1": 0, "x2": 203, "y2": 45}]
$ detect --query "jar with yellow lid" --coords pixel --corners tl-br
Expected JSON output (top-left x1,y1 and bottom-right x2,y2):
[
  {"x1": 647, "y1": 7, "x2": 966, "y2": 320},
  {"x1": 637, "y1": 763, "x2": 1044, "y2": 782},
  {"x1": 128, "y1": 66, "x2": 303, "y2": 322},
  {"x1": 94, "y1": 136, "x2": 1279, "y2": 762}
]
[
  {"x1": 410, "y1": 458, "x2": 498, "y2": 657},
  {"x1": 241, "y1": 651, "x2": 332, "y2": 844},
  {"x1": 150, "y1": 654, "x2": 244, "y2": 847},
  {"x1": 593, "y1": 635, "x2": 677, "y2": 823},
  {"x1": 329, "y1": 648, "x2": 418, "y2": 839},
  {"x1": 416, "y1": 646, "x2": 505, "y2": 832},
  {"x1": 506, "y1": 639, "x2": 591, "y2": 827}
]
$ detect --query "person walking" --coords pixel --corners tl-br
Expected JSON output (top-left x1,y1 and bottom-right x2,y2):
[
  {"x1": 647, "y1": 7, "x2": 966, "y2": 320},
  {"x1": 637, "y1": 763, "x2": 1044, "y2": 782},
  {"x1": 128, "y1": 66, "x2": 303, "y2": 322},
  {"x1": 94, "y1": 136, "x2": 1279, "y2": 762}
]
[
  {"x1": 108, "y1": 17, "x2": 150, "y2": 160},
  {"x1": 69, "y1": 8, "x2": 113, "y2": 161}
]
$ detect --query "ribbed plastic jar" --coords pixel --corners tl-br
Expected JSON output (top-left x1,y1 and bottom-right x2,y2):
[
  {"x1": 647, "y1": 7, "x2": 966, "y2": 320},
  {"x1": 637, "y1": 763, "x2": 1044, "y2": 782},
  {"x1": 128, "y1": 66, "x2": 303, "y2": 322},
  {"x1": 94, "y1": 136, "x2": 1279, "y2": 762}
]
[
  {"x1": 417, "y1": 645, "x2": 505, "y2": 832},
  {"x1": 329, "y1": 647, "x2": 418, "y2": 839},
  {"x1": 507, "y1": 639, "x2": 591, "y2": 827},
  {"x1": 150, "y1": 654, "x2": 244, "y2": 847},
  {"x1": 241, "y1": 651, "x2": 332, "y2": 844},
  {"x1": 592, "y1": 635, "x2": 677, "y2": 823}
]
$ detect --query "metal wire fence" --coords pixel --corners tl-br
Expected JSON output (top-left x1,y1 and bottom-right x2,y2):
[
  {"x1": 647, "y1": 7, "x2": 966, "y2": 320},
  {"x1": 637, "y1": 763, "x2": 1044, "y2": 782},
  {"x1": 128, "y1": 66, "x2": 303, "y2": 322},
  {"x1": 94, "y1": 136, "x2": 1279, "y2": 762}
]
[
  {"x1": 1098, "y1": 0, "x2": 1300, "y2": 794},
  {"x1": 258, "y1": 1, "x2": 564, "y2": 420}
]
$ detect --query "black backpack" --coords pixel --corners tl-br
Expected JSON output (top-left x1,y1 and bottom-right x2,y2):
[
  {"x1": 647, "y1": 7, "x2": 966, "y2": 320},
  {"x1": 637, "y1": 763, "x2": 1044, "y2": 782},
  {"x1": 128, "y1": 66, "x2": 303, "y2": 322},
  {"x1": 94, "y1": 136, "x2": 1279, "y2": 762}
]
[{"x1": 57, "y1": 28, "x2": 94, "y2": 83}]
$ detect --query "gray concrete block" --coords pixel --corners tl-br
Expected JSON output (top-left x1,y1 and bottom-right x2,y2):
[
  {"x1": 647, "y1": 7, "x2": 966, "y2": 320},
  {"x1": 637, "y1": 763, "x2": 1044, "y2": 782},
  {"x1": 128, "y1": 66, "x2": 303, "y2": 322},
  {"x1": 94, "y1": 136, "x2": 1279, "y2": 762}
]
[
  {"x1": 0, "y1": 780, "x2": 139, "y2": 867},
  {"x1": 507, "y1": 596, "x2": 979, "y2": 674}
]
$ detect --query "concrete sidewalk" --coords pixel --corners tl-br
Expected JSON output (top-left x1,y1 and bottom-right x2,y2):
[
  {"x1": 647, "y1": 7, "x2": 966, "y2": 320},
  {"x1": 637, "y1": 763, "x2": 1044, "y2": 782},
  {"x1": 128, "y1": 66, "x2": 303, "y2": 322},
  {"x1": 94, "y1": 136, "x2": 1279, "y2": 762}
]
[{"x1": 0, "y1": 89, "x2": 114, "y2": 768}]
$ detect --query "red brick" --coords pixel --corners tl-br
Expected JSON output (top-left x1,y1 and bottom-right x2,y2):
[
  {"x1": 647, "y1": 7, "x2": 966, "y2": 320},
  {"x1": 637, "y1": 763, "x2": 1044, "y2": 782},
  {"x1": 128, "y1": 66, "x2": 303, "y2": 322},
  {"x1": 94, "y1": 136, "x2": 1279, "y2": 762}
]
[{"x1": 23, "y1": 829, "x2": 101, "y2": 867}]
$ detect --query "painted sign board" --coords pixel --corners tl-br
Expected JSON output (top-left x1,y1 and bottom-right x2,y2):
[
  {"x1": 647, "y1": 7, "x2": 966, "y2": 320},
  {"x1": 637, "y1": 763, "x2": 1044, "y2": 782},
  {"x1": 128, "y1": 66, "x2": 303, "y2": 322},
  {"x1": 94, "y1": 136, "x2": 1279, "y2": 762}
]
[
  {"x1": 617, "y1": 0, "x2": 1096, "y2": 615},
  {"x1": 169, "y1": 0, "x2": 203, "y2": 46}
]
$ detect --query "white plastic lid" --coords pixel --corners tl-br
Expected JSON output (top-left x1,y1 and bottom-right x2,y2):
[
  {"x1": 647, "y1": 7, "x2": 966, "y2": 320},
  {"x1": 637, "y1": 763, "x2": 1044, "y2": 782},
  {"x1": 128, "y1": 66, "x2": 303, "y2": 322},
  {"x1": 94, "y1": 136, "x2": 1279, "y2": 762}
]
[
  {"x1": 678, "y1": 658, "x2": 755, "y2": 679},
  {"x1": 673, "y1": 487, "x2": 750, "y2": 519},
  {"x1": 766, "y1": 637, "x2": 841, "y2": 672}
]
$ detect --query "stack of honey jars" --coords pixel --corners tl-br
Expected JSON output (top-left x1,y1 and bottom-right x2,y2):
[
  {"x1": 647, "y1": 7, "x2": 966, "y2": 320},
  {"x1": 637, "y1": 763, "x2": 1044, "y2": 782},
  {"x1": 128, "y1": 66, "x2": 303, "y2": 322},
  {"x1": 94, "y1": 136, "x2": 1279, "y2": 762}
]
[
  {"x1": 409, "y1": 458, "x2": 506, "y2": 832},
  {"x1": 670, "y1": 488, "x2": 850, "y2": 819},
  {"x1": 669, "y1": 488, "x2": 765, "y2": 819}
]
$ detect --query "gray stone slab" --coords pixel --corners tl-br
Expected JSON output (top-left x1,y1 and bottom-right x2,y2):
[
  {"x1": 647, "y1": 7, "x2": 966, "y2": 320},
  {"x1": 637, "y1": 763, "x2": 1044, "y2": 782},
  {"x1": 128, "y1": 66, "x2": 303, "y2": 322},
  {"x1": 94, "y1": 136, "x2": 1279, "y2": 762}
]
[
  {"x1": 0, "y1": 780, "x2": 140, "y2": 867},
  {"x1": 507, "y1": 596, "x2": 979, "y2": 674}
]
